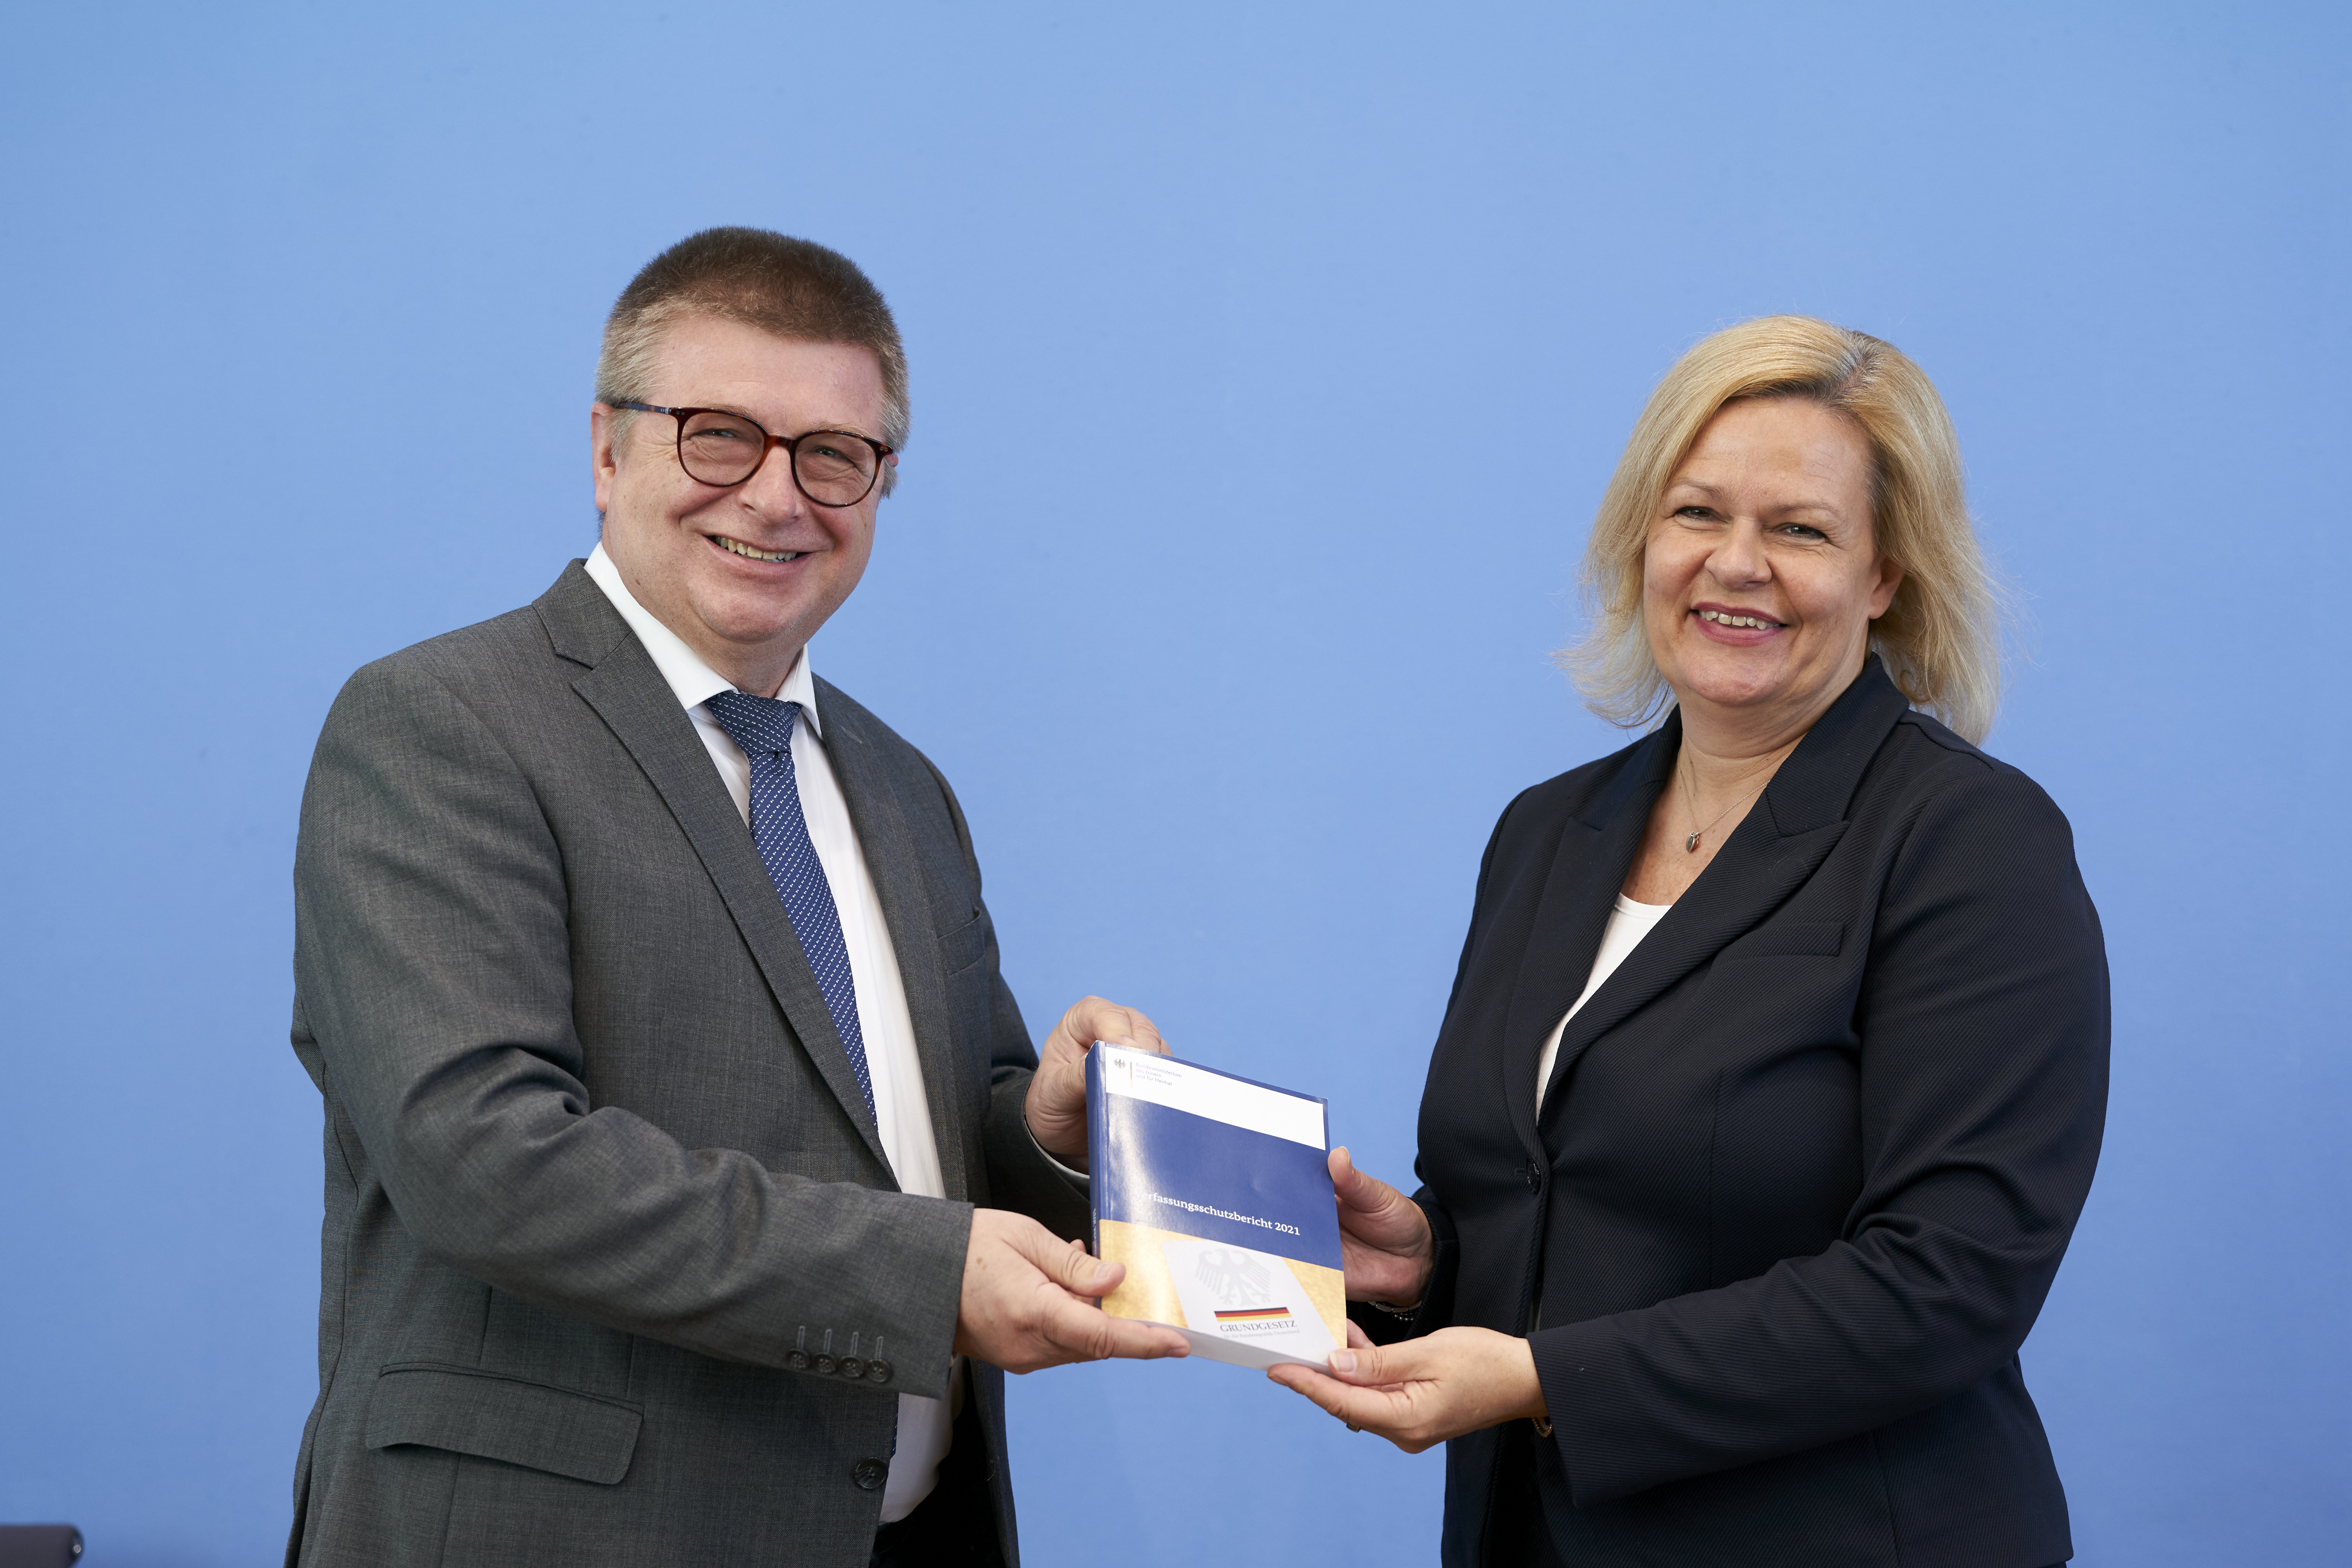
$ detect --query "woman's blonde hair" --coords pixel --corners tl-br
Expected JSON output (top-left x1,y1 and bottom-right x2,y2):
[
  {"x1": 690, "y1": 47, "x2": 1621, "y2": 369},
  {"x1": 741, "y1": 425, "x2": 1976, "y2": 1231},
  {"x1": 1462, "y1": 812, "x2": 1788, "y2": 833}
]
[{"x1": 1563, "y1": 315, "x2": 2001, "y2": 743}]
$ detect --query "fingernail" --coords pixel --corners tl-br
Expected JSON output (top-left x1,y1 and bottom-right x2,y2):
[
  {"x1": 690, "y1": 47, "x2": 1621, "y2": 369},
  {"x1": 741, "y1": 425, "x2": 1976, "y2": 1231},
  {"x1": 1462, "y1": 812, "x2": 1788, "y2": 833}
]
[{"x1": 1330, "y1": 1351, "x2": 1356, "y2": 1374}]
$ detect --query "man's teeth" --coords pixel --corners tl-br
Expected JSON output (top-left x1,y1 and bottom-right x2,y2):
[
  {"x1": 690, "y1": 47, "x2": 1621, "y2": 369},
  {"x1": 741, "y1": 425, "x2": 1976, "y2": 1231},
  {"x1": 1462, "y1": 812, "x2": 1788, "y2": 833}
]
[
  {"x1": 1700, "y1": 609, "x2": 1780, "y2": 630},
  {"x1": 717, "y1": 537, "x2": 800, "y2": 563}
]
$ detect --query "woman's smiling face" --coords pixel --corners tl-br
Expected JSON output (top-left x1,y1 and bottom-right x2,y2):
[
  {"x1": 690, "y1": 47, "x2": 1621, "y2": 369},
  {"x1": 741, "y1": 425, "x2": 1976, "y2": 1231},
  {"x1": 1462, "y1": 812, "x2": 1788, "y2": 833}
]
[{"x1": 1643, "y1": 396, "x2": 1904, "y2": 740}]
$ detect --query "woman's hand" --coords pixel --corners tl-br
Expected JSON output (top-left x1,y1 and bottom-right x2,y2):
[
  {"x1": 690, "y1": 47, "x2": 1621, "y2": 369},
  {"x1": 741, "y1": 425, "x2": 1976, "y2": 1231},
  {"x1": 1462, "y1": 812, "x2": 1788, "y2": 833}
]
[
  {"x1": 1330, "y1": 1146, "x2": 1435, "y2": 1307},
  {"x1": 1268, "y1": 1323, "x2": 1546, "y2": 1453}
]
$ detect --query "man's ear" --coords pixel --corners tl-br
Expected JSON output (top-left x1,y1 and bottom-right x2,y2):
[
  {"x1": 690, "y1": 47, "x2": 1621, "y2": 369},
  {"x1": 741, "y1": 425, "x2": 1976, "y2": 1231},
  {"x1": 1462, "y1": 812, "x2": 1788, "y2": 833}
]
[{"x1": 591, "y1": 402, "x2": 621, "y2": 515}]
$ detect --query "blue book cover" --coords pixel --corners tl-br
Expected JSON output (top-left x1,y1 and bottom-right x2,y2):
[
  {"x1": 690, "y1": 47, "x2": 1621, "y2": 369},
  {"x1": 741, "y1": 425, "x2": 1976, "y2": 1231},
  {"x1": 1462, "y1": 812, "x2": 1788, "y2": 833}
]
[{"x1": 1086, "y1": 1043, "x2": 1344, "y2": 1370}]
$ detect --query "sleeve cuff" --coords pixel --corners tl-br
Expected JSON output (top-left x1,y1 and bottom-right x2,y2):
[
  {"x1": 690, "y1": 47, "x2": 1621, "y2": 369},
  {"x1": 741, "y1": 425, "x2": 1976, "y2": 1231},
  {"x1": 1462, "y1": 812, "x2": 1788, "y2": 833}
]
[
  {"x1": 1526, "y1": 1315, "x2": 1646, "y2": 1508},
  {"x1": 1347, "y1": 1194, "x2": 1460, "y2": 1346},
  {"x1": 982, "y1": 1073, "x2": 1090, "y2": 1242},
  {"x1": 1024, "y1": 1111, "x2": 1091, "y2": 1192}
]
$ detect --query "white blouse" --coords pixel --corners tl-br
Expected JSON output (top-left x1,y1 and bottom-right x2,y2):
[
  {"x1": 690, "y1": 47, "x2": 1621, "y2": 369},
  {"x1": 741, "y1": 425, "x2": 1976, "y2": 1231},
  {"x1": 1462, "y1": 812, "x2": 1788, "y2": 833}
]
[{"x1": 1535, "y1": 894, "x2": 1673, "y2": 1110}]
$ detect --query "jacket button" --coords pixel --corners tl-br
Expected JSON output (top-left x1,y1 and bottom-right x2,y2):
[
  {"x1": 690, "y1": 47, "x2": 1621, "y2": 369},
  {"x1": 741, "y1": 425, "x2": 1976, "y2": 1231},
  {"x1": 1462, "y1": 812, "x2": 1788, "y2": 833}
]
[
  {"x1": 866, "y1": 1360, "x2": 892, "y2": 1384},
  {"x1": 1524, "y1": 1160, "x2": 1543, "y2": 1191},
  {"x1": 852, "y1": 1459, "x2": 888, "y2": 1491},
  {"x1": 786, "y1": 1351, "x2": 810, "y2": 1371},
  {"x1": 813, "y1": 1355, "x2": 837, "y2": 1375},
  {"x1": 838, "y1": 1357, "x2": 866, "y2": 1380}
]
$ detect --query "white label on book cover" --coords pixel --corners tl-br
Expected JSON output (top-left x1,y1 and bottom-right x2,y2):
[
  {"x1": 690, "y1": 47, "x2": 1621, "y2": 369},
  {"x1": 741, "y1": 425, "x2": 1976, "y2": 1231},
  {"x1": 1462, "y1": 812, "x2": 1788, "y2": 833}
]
[{"x1": 1095, "y1": 1043, "x2": 1326, "y2": 1148}]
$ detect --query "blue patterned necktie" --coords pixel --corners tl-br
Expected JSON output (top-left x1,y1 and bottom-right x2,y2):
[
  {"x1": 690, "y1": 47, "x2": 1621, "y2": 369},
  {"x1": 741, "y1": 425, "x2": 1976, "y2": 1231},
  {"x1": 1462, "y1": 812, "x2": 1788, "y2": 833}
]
[{"x1": 702, "y1": 691, "x2": 875, "y2": 1122}]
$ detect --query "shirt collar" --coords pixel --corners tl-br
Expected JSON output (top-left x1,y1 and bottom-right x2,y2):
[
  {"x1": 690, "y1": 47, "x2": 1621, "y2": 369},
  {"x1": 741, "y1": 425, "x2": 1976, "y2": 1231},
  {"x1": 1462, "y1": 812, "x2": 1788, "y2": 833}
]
[{"x1": 583, "y1": 542, "x2": 822, "y2": 736}]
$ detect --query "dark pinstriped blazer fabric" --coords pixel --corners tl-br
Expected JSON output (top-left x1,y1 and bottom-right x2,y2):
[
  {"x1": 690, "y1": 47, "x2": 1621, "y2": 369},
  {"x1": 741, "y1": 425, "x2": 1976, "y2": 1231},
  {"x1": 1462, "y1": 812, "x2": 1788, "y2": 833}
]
[
  {"x1": 1351, "y1": 660, "x2": 2109, "y2": 1568},
  {"x1": 285, "y1": 562, "x2": 1087, "y2": 1567}
]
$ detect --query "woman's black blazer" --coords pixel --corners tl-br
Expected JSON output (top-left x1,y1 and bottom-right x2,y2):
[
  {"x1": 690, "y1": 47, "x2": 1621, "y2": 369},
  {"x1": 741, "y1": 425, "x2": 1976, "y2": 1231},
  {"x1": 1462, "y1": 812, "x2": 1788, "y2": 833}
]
[{"x1": 1356, "y1": 660, "x2": 2109, "y2": 1568}]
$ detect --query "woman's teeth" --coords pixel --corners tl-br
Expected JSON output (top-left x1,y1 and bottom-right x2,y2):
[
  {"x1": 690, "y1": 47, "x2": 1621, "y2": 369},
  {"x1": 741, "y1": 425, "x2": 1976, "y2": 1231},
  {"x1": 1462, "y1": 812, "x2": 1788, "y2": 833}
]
[
  {"x1": 1699, "y1": 609, "x2": 1779, "y2": 629},
  {"x1": 718, "y1": 537, "x2": 800, "y2": 563}
]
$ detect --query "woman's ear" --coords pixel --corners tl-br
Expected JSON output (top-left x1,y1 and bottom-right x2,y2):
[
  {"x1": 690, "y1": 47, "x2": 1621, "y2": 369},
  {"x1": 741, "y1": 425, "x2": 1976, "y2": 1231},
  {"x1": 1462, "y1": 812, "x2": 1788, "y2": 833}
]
[{"x1": 1868, "y1": 554, "x2": 1905, "y2": 620}]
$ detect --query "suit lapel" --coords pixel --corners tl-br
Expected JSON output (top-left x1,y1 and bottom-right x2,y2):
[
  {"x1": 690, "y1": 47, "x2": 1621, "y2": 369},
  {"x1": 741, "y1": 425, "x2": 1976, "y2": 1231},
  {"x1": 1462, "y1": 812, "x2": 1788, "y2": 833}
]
[
  {"x1": 813, "y1": 679, "x2": 973, "y2": 1204},
  {"x1": 1520, "y1": 660, "x2": 1915, "y2": 1140},
  {"x1": 1500, "y1": 723, "x2": 1674, "y2": 1163},
  {"x1": 1534, "y1": 813, "x2": 1848, "y2": 1128},
  {"x1": 537, "y1": 565, "x2": 894, "y2": 1175}
]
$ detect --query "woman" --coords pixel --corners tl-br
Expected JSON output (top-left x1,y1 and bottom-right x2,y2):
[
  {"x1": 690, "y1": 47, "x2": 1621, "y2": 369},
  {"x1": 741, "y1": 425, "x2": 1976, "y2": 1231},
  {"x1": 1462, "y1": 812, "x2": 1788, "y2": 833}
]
[{"x1": 1271, "y1": 317, "x2": 2107, "y2": 1568}]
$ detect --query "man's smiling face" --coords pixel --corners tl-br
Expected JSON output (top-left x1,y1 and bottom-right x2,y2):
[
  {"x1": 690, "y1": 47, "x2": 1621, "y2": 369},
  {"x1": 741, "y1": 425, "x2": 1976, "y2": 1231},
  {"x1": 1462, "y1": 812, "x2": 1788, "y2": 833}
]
[{"x1": 593, "y1": 311, "x2": 892, "y2": 696}]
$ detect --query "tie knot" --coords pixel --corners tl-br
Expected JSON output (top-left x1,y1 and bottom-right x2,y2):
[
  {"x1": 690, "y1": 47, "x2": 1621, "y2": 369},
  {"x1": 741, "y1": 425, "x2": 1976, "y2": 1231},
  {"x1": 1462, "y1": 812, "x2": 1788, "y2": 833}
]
[{"x1": 705, "y1": 690, "x2": 803, "y2": 759}]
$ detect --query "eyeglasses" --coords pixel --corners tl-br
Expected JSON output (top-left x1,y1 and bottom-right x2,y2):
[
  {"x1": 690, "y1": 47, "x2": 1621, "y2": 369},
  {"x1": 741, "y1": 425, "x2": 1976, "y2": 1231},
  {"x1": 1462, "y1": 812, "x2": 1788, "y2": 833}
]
[{"x1": 613, "y1": 402, "x2": 894, "y2": 508}]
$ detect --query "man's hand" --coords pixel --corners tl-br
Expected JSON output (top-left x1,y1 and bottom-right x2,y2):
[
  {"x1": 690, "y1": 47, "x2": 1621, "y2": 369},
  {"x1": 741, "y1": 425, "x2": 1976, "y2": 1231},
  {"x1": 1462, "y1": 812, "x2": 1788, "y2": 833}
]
[
  {"x1": 1330, "y1": 1146, "x2": 1436, "y2": 1307},
  {"x1": 1266, "y1": 1323, "x2": 1544, "y2": 1453},
  {"x1": 1022, "y1": 996, "x2": 1169, "y2": 1168},
  {"x1": 954, "y1": 1208, "x2": 1191, "y2": 1372}
]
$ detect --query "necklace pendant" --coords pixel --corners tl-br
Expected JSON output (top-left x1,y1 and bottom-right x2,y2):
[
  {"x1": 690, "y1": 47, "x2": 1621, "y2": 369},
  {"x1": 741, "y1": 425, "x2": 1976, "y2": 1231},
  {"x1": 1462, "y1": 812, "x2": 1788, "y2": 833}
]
[{"x1": 1684, "y1": 831, "x2": 1701, "y2": 853}]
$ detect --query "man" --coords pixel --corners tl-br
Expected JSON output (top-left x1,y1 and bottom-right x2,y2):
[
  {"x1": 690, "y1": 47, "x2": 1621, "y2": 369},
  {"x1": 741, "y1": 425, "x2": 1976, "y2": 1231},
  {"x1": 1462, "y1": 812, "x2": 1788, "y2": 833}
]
[{"x1": 285, "y1": 228, "x2": 1187, "y2": 1568}]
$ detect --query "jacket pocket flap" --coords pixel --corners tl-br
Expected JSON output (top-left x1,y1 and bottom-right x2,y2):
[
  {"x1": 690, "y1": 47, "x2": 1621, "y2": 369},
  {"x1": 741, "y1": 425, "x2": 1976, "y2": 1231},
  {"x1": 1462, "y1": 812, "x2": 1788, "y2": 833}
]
[
  {"x1": 1722, "y1": 920, "x2": 1846, "y2": 960},
  {"x1": 366, "y1": 1362, "x2": 642, "y2": 1486},
  {"x1": 939, "y1": 909, "x2": 988, "y2": 975}
]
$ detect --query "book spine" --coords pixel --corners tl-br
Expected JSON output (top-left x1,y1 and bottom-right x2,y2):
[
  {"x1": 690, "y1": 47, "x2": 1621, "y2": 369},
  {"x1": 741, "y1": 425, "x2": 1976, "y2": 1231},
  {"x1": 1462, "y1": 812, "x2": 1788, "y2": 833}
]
[{"x1": 1086, "y1": 1044, "x2": 1106, "y2": 1258}]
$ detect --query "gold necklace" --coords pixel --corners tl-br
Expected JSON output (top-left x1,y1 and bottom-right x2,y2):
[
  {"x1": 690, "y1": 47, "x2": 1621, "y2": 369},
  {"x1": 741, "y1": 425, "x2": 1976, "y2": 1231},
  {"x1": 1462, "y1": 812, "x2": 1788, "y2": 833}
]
[{"x1": 1680, "y1": 755, "x2": 1769, "y2": 854}]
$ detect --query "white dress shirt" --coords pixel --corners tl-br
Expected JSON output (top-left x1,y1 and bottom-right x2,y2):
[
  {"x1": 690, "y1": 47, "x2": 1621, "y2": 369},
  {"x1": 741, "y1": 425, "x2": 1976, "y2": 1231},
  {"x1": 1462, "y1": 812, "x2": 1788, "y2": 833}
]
[
  {"x1": 585, "y1": 544, "x2": 954, "y2": 1522},
  {"x1": 1535, "y1": 894, "x2": 1673, "y2": 1110}
]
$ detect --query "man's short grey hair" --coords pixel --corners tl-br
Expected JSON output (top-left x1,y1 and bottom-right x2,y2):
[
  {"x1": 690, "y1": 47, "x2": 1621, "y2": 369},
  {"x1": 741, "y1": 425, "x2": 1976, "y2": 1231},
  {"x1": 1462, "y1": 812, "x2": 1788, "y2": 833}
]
[{"x1": 595, "y1": 227, "x2": 909, "y2": 497}]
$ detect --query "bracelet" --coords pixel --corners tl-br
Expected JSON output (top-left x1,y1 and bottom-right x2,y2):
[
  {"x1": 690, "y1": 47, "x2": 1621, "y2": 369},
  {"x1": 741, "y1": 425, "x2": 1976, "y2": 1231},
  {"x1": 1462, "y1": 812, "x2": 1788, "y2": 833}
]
[{"x1": 1361, "y1": 1297, "x2": 1422, "y2": 1319}]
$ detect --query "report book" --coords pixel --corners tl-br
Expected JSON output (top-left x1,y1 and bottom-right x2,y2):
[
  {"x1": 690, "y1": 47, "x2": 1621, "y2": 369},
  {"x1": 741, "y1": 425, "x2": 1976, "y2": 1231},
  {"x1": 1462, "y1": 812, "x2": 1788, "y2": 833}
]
[{"x1": 1086, "y1": 1043, "x2": 1345, "y2": 1370}]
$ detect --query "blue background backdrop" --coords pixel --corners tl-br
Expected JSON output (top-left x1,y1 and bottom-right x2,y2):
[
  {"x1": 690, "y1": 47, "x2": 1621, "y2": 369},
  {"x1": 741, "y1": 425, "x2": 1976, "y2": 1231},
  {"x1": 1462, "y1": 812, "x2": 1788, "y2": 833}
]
[{"x1": 1, "y1": 2, "x2": 2344, "y2": 1562}]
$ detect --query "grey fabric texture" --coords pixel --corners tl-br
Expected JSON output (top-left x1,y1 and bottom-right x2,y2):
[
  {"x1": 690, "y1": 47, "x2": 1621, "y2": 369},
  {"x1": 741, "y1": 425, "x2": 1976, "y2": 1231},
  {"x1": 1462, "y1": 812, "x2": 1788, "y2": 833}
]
[{"x1": 284, "y1": 562, "x2": 1087, "y2": 1567}]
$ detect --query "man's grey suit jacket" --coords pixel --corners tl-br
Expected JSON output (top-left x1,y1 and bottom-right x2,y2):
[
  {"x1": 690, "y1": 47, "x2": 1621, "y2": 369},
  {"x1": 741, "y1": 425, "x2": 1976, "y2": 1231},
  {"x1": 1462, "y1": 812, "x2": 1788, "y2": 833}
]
[{"x1": 286, "y1": 562, "x2": 1087, "y2": 1567}]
